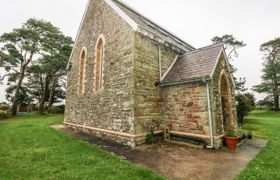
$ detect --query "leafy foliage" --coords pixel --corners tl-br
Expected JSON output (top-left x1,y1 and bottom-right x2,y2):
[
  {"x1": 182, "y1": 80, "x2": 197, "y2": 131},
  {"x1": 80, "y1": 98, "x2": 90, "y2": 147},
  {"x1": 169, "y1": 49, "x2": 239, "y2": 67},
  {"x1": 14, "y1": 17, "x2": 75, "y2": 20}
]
[
  {"x1": 5, "y1": 85, "x2": 33, "y2": 106},
  {"x1": 0, "y1": 102, "x2": 10, "y2": 120},
  {"x1": 0, "y1": 18, "x2": 73, "y2": 114},
  {"x1": 244, "y1": 92, "x2": 256, "y2": 108},
  {"x1": 225, "y1": 129, "x2": 238, "y2": 137},
  {"x1": 235, "y1": 77, "x2": 248, "y2": 92},
  {"x1": 0, "y1": 102, "x2": 10, "y2": 111},
  {"x1": 46, "y1": 105, "x2": 65, "y2": 114},
  {"x1": 212, "y1": 35, "x2": 246, "y2": 59},
  {"x1": 145, "y1": 133, "x2": 155, "y2": 144},
  {"x1": 25, "y1": 30, "x2": 72, "y2": 112},
  {"x1": 0, "y1": 112, "x2": 10, "y2": 120},
  {"x1": 253, "y1": 38, "x2": 280, "y2": 111},
  {"x1": 236, "y1": 93, "x2": 253, "y2": 125},
  {"x1": 256, "y1": 96, "x2": 274, "y2": 110}
]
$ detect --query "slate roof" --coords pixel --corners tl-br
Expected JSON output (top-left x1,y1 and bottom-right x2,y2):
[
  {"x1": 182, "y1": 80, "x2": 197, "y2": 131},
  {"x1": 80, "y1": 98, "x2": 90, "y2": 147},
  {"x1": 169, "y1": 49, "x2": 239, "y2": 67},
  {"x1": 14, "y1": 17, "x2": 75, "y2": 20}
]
[
  {"x1": 112, "y1": 0, "x2": 195, "y2": 52},
  {"x1": 161, "y1": 44, "x2": 224, "y2": 84}
]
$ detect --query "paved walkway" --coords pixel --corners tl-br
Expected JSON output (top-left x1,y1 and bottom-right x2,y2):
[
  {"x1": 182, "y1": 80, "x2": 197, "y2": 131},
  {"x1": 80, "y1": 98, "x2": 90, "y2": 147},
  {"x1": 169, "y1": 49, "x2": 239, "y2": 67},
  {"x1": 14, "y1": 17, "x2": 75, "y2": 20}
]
[
  {"x1": 52, "y1": 124, "x2": 267, "y2": 180},
  {"x1": 125, "y1": 140, "x2": 267, "y2": 180}
]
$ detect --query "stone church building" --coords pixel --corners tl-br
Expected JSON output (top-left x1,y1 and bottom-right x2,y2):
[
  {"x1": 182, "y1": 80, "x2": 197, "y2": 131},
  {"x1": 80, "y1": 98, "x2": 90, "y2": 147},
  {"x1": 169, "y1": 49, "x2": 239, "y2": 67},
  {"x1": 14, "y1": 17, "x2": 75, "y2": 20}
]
[{"x1": 64, "y1": 0, "x2": 237, "y2": 149}]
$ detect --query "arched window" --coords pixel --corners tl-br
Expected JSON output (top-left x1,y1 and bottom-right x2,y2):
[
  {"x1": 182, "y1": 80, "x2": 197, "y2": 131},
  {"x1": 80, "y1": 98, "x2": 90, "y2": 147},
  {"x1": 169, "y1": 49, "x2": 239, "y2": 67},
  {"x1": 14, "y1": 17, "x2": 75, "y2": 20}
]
[
  {"x1": 95, "y1": 35, "x2": 105, "y2": 91},
  {"x1": 78, "y1": 48, "x2": 87, "y2": 94}
]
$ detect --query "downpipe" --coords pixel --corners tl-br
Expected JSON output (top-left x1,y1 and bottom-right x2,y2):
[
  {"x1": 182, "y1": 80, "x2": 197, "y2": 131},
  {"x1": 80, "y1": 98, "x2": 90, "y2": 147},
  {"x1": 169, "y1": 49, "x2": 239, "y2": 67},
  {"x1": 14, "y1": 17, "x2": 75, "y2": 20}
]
[
  {"x1": 158, "y1": 46, "x2": 162, "y2": 80},
  {"x1": 203, "y1": 78, "x2": 214, "y2": 149}
]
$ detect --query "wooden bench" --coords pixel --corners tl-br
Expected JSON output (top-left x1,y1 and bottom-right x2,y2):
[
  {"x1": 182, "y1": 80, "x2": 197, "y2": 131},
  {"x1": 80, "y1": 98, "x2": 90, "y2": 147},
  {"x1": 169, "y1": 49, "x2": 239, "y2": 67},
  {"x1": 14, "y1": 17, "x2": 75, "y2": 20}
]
[{"x1": 16, "y1": 112, "x2": 29, "y2": 116}]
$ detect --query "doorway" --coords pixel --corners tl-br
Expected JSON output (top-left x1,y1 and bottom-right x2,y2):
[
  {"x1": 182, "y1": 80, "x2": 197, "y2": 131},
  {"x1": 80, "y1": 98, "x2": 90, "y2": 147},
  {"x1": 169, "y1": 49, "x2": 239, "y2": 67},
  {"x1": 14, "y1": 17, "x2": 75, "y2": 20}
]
[{"x1": 220, "y1": 73, "x2": 233, "y2": 132}]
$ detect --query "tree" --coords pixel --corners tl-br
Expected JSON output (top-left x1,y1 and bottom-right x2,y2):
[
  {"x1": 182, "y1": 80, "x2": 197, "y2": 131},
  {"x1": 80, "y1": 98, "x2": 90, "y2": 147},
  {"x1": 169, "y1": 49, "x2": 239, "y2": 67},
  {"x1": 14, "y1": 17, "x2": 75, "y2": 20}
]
[
  {"x1": 244, "y1": 92, "x2": 256, "y2": 108},
  {"x1": 257, "y1": 96, "x2": 274, "y2": 110},
  {"x1": 5, "y1": 85, "x2": 33, "y2": 111},
  {"x1": 235, "y1": 77, "x2": 248, "y2": 93},
  {"x1": 212, "y1": 34, "x2": 246, "y2": 71},
  {"x1": 253, "y1": 38, "x2": 280, "y2": 111},
  {"x1": 0, "y1": 18, "x2": 73, "y2": 115},
  {"x1": 26, "y1": 33, "x2": 72, "y2": 112}
]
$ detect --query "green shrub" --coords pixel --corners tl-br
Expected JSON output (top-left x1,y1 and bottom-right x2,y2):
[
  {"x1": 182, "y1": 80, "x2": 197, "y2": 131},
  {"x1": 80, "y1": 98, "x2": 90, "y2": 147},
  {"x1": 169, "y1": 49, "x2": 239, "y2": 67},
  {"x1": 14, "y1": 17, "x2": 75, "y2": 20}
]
[
  {"x1": 226, "y1": 127, "x2": 252, "y2": 139},
  {"x1": 236, "y1": 128, "x2": 252, "y2": 139},
  {"x1": 236, "y1": 94, "x2": 252, "y2": 125},
  {"x1": 247, "y1": 131, "x2": 253, "y2": 139},
  {"x1": 47, "y1": 105, "x2": 65, "y2": 114},
  {"x1": 0, "y1": 112, "x2": 10, "y2": 120},
  {"x1": 145, "y1": 133, "x2": 155, "y2": 144},
  {"x1": 226, "y1": 129, "x2": 238, "y2": 137},
  {"x1": 0, "y1": 103, "x2": 10, "y2": 120},
  {"x1": 257, "y1": 96, "x2": 274, "y2": 110},
  {"x1": 244, "y1": 93, "x2": 256, "y2": 109},
  {"x1": 225, "y1": 128, "x2": 252, "y2": 139},
  {"x1": 0, "y1": 103, "x2": 10, "y2": 111}
]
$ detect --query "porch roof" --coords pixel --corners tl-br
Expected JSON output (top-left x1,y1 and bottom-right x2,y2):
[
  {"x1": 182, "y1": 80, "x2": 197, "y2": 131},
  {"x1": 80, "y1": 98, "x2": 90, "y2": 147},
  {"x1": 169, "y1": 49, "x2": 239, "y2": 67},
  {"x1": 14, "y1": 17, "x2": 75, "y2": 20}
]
[{"x1": 161, "y1": 44, "x2": 224, "y2": 85}]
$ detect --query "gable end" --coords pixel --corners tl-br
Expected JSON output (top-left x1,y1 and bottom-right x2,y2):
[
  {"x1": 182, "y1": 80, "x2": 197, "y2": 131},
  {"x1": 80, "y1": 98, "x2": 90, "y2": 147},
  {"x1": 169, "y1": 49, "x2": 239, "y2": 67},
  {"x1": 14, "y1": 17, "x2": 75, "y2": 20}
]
[{"x1": 105, "y1": 0, "x2": 138, "y2": 30}]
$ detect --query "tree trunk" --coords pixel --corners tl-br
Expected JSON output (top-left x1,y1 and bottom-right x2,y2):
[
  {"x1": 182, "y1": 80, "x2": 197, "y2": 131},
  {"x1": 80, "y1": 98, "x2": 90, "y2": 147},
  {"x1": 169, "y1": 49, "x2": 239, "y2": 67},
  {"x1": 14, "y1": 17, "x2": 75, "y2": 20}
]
[
  {"x1": 274, "y1": 95, "x2": 279, "y2": 111},
  {"x1": 273, "y1": 78, "x2": 279, "y2": 111},
  {"x1": 38, "y1": 75, "x2": 50, "y2": 113},
  {"x1": 10, "y1": 66, "x2": 26, "y2": 115},
  {"x1": 48, "y1": 76, "x2": 57, "y2": 108}
]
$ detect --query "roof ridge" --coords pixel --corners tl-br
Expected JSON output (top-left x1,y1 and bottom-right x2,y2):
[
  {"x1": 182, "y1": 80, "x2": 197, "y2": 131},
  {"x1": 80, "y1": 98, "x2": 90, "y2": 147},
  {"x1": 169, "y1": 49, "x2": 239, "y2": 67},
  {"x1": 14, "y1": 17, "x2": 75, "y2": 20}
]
[
  {"x1": 111, "y1": 0, "x2": 195, "y2": 50},
  {"x1": 180, "y1": 43, "x2": 223, "y2": 57}
]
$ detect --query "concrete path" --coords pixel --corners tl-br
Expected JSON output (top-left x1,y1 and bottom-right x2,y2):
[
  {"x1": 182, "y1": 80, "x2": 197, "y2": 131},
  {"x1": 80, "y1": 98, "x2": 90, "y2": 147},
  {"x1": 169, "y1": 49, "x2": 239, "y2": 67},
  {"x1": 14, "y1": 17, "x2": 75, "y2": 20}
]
[
  {"x1": 125, "y1": 140, "x2": 267, "y2": 180},
  {"x1": 52, "y1": 124, "x2": 267, "y2": 180}
]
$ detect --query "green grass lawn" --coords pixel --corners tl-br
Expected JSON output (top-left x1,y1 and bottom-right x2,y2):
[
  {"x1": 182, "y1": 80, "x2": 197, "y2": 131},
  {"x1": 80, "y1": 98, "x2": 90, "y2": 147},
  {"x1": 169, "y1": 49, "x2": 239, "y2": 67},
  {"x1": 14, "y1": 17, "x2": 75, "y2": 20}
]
[
  {"x1": 238, "y1": 110, "x2": 280, "y2": 180},
  {"x1": 0, "y1": 113, "x2": 163, "y2": 180},
  {"x1": 1, "y1": 111, "x2": 279, "y2": 180}
]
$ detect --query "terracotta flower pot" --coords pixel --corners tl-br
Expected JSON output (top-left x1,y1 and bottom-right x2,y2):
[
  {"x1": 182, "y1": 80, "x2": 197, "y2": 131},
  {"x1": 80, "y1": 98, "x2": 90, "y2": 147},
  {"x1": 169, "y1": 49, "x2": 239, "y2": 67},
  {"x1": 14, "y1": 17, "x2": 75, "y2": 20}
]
[{"x1": 223, "y1": 136, "x2": 239, "y2": 149}]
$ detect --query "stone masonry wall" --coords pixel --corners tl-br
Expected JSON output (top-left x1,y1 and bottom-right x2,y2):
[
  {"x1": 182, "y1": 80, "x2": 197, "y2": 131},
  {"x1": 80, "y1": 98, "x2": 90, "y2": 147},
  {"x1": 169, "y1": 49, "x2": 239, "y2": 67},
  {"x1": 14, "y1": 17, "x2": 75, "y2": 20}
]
[
  {"x1": 161, "y1": 82, "x2": 209, "y2": 135},
  {"x1": 133, "y1": 33, "x2": 179, "y2": 134},
  {"x1": 211, "y1": 54, "x2": 238, "y2": 135},
  {"x1": 65, "y1": 0, "x2": 136, "y2": 146},
  {"x1": 64, "y1": 0, "x2": 235, "y2": 148}
]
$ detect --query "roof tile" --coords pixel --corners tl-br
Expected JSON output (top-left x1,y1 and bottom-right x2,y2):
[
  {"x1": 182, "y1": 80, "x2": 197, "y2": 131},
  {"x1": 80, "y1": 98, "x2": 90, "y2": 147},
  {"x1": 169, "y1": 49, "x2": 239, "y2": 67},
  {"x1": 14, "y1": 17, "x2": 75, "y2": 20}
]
[
  {"x1": 112, "y1": 0, "x2": 194, "y2": 51},
  {"x1": 162, "y1": 44, "x2": 223, "y2": 84}
]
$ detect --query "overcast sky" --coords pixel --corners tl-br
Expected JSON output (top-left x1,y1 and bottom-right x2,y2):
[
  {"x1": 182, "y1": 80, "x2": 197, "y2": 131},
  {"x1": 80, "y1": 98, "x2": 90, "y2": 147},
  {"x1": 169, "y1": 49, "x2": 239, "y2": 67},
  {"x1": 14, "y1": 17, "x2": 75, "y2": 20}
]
[{"x1": 0, "y1": 0, "x2": 280, "y2": 102}]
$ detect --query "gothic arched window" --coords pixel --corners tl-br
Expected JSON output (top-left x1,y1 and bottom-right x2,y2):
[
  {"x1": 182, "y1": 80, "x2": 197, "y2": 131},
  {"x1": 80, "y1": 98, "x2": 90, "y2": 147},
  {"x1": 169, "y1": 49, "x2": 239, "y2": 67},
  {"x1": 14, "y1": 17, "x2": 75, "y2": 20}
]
[
  {"x1": 95, "y1": 35, "x2": 105, "y2": 91},
  {"x1": 78, "y1": 48, "x2": 87, "y2": 94}
]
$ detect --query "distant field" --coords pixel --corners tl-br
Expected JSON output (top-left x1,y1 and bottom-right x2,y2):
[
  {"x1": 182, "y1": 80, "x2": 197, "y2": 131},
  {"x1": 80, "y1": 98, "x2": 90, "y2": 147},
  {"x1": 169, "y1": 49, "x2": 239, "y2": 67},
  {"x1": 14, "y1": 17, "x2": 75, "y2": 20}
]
[
  {"x1": 238, "y1": 110, "x2": 280, "y2": 180},
  {"x1": 0, "y1": 113, "x2": 163, "y2": 179}
]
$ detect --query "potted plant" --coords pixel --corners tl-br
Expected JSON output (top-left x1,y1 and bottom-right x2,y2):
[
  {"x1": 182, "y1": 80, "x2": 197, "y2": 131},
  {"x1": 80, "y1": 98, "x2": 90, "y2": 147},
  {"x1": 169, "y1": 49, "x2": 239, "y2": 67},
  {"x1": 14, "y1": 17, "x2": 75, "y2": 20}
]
[{"x1": 223, "y1": 129, "x2": 239, "y2": 149}]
